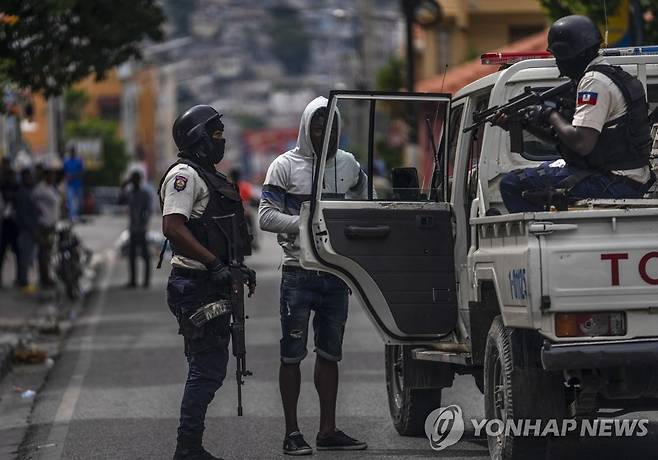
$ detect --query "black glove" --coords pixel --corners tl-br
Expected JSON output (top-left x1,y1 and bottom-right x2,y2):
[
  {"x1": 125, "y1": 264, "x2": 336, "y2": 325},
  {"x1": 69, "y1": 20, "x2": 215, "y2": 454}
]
[
  {"x1": 205, "y1": 257, "x2": 232, "y2": 285},
  {"x1": 237, "y1": 263, "x2": 256, "y2": 297},
  {"x1": 520, "y1": 101, "x2": 557, "y2": 126}
]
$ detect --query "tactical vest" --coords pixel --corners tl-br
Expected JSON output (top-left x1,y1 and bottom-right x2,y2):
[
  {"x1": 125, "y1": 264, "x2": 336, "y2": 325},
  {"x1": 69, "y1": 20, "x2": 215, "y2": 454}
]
[
  {"x1": 563, "y1": 65, "x2": 652, "y2": 172},
  {"x1": 158, "y1": 158, "x2": 252, "y2": 264}
]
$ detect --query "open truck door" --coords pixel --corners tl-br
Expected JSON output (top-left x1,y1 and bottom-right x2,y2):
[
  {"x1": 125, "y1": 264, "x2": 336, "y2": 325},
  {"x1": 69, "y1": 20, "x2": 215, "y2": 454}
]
[{"x1": 299, "y1": 91, "x2": 457, "y2": 343}]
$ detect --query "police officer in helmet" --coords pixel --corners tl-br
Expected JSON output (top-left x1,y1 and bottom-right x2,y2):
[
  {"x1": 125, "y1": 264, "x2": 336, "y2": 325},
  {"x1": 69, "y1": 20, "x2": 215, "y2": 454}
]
[
  {"x1": 499, "y1": 15, "x2": 654, "y2": 212},
  {"x1": 160, "y1": 105, "x2": 255, "y2": 460}
]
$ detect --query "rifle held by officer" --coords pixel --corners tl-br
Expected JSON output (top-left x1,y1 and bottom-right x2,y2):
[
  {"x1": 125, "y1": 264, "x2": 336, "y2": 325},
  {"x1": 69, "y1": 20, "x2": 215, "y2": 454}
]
[
  {"x1": 214, "y1": 213, "x2": 255, "y2": 416},
  {"x1": 463, "y1": 80, "x2": 574, "y2": 153}
]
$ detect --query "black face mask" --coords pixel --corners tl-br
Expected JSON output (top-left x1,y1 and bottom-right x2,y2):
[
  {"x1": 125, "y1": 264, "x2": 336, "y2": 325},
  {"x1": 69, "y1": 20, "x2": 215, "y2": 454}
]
[
  {"x1": 203, "y1": 116, "x2": 226, "y2": 165},
  {"x1": 556, "y1": 58, "x2": 589, "y2": 80},
  {"x1": 555, "y1": 46, "x2": 599, "y2": 80},
  {"x1": 207, "y1": 137, "x2": 225, "y2": 164}
]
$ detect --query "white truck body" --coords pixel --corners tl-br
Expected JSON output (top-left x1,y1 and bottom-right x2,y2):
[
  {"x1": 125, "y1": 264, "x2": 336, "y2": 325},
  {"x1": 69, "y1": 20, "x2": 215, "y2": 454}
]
[{"x1": 297, "y1": 51, "x2": 658, "y2": 459}]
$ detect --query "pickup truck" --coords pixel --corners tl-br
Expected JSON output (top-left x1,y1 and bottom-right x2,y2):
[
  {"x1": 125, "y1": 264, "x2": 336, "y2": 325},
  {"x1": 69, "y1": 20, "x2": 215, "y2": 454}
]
[{"x1": 297, "y1": 49, "x2": 658, "y2": 459}]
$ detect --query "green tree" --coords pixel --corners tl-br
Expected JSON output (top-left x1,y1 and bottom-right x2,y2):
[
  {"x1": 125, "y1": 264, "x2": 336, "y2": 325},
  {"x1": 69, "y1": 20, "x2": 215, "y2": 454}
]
[
  {"x1": 375, "y1": 57, "x2": 405, "y2": 91},
  {"x1": 540, "y1": 0, "x2": 658, "y2": 44},
  {"x1": 267, "y1": 5, "x2": 310, "y2": 75},
  {"x1": 0, "y1": 0, "x2": 164, "y2": 97},
  {"x1": 63, "y1": 88, "x2": 90, "y2": 124},
  {"x1": 65, "y1": 118, "x2": 129, "y2": 186}
]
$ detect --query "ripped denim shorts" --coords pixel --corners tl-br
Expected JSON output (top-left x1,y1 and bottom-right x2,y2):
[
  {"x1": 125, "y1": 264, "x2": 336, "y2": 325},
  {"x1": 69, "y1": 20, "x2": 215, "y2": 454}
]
[{"x1": 279, "y1": 266, "x2": 349, "y2": 363}]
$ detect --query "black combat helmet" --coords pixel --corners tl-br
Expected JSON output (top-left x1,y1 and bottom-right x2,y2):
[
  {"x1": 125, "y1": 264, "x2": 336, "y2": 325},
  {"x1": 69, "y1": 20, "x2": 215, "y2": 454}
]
[
  {"x1": 172, "y1": 105, "x2": 226, "y2": 164},
  {"x1": 547, "y1": 15, "x2": 602, "y2": 60}
]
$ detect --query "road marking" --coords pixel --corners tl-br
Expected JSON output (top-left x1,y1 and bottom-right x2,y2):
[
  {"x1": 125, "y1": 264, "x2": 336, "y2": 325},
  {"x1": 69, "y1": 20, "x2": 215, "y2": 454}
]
[{"x1": 37, "y1": 251, "x2": 116, "y2": 460}]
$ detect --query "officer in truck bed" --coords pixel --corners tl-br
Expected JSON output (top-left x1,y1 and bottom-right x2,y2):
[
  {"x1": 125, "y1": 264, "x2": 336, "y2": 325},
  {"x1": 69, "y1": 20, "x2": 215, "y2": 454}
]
[
  {"x1": 159, "y1": 105, "x2": 255, "y2": 460},
  {"x1": 499, "y1": 15, "x2": 654, "y2": 212}
]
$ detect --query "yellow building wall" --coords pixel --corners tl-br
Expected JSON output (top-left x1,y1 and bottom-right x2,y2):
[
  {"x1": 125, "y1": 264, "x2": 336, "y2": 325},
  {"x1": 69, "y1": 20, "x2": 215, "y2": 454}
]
[
  {"x1": 20, "y1": 66, "x2": 159, "y2": 175},
  {"x1": 417, "y1": 0, "x2": 547, "y2": 80}
]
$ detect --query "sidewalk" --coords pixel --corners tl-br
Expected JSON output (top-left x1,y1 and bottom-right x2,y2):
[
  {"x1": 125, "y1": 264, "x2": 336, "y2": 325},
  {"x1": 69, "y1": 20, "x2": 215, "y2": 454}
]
[{"x1": 0, "y1": 214, "x2": 128, "y2": 382}]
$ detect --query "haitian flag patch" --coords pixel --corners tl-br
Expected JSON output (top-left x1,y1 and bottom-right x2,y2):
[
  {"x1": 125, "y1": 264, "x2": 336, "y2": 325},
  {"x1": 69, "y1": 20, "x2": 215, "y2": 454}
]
[
  {"x1": 173, "y1": 175, "x2": 188, "y2": 192},
  {"x1": 577, "y1": 91, "x2": 598, "y2": 105}
]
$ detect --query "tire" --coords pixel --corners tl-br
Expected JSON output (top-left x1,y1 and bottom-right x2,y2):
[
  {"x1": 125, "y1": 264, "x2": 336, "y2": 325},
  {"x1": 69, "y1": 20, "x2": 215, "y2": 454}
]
[
  {"x1": 484, "y1": 316, "x2": 566, "y2": 460},
  {"x1": 385, "y1": 344, "x2": 453, "y2": 436}
]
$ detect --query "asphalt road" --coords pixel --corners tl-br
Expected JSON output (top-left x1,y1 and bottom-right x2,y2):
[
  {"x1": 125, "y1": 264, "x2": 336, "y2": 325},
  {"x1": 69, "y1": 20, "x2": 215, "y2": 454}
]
[{"x1": 14, "y1": 216, "x2": 658, "y2": 459}]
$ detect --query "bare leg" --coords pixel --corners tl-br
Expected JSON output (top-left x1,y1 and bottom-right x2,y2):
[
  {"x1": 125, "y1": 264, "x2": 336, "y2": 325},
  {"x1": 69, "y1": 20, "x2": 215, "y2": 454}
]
[
  {"x1": 280, "y1": 362, "x2": 301, "y2": 435},
  {"x1": 314, "y1": 355, "x2": 338, "y2": 437}
]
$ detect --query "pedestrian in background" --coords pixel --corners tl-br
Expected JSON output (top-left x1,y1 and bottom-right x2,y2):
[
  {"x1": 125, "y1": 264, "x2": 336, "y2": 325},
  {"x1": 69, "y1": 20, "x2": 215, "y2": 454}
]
[
  {"x1": 120, "y1": 170, "x2": 153, "y2": 288},
  {"x1": 0, "y1": 158, "x2": 20, "y2": 288},
  {"x1": 33, "y1": 162, "x2": 62, "y2": 290},
  {"x1": 259, "y1": 96, "x2": 368, "y2": 455},
  {"x1": 14, "y1": 168, "x2": 39, "y2": 291},
  {"x1": 63, "y1": 146, "x2": 84, "y2": 220}
]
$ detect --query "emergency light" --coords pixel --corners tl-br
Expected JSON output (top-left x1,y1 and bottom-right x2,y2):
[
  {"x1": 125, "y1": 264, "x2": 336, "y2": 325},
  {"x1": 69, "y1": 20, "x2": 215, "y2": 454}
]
[{"x1": 481, "y1": 45, "x2": 658, "y2": 66}]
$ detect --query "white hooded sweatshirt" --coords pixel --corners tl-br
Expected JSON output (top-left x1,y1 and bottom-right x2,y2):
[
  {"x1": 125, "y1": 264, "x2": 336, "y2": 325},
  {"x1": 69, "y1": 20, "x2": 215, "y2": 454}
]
[{"x1": 259, "y1": 96, "x2": 367, "y2": 266}]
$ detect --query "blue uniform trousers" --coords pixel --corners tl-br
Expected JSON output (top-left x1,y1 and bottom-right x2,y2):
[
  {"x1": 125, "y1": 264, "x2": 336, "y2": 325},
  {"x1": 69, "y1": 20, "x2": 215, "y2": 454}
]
[
  {"x1": 167, "y1": 270, "x2": 231, "y2": 439},
  {"x1": 500, "y1": 163, "x2": 651, "y2": 213}
]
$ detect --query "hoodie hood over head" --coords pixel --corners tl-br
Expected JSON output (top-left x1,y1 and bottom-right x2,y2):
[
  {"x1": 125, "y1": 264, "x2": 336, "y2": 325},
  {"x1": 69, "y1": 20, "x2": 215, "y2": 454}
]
[{"x1": 293, "y1": 96, "x2": 341, "y2": 159}]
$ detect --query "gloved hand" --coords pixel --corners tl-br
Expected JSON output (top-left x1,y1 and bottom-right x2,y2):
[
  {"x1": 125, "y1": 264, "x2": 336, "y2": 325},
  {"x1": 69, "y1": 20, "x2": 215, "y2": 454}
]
[
  {"x1": 205, "y1": 257, "x2": 232, "y2": 285},
  {"x1": 237, "y1": 263, "x2": 257, "y2": 297},
  {"x1": 490, "y1": 111, "x2": 510, "y2": 131},
  {"x1": 520, "y1": 101, "x2": 557, "y2": 126}
]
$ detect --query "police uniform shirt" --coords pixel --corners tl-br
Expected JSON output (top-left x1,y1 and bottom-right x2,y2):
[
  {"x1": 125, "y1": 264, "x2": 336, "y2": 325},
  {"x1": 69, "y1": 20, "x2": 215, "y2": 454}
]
[
  {"x1": 572, "y1": 56, "x2": 651, "y2": 183},
  {"x1": 160, "y1": 163, "x2": 209, "y2": 270}
]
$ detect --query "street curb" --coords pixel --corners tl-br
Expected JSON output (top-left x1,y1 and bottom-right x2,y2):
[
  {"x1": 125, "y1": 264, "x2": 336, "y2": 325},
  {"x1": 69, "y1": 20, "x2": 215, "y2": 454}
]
[
  {"x1": 0, "y1": 254, "x2": 105, "y2": 386},
  {"x1": 0, "y1": 341, "x2": 14, "y2": 382}
]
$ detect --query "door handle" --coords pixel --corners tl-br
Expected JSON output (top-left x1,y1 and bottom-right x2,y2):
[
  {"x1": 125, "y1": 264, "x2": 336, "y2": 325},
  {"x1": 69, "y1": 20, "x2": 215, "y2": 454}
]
[{"x1": 344, "y1": 225, "x2": 390, "y2": 239}]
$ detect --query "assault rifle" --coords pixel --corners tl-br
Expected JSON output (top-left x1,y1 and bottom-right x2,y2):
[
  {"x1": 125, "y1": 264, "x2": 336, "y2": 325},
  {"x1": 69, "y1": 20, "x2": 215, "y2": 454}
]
[
  {"x1": 463, "y1": 80, "x2": 575, "y2": 153},
  {"x1": 215, "y1": 213, "x2": 255, "y2": 416}
]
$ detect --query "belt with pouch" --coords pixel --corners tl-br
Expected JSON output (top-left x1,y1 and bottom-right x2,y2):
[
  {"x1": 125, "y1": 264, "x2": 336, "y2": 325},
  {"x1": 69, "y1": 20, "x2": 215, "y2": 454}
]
[{"x1": 171, "y1": 267, "x2": 210, "y2": 279}]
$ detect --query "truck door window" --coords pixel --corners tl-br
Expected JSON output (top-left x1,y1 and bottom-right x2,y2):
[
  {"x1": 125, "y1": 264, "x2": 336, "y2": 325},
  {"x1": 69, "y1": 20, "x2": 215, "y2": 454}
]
[
  {"x1": 318, "y1": 97, "x2": 449, "y2": 202},
  {"x1": 445, "y1": 104, "x2": 464, "y2": 202},
  {"x1": 465, "y1": 92, "x2": 490, "y2": 204}
]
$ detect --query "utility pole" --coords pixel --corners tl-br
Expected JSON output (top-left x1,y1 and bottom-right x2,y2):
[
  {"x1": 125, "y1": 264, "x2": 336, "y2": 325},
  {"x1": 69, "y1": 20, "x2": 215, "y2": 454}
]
[{"x1": 401, "y1": 0, "x2": 416, "y2": 93}]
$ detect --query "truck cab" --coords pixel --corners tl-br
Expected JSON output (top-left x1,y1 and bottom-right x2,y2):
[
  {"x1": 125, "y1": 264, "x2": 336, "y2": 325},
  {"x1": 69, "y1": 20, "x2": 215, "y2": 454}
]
[{"x1": 298, "y1": 49, "x2": 658, "y2": 460}]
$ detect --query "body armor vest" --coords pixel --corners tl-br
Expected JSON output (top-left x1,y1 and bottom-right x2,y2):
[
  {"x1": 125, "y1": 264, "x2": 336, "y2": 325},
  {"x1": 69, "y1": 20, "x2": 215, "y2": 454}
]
[
  {"x1": 159, "y1": 158, "x2": 252, "y2": 264},
  {"x1": 562, "y1": 65, "x2": 652, "y2": 172}
]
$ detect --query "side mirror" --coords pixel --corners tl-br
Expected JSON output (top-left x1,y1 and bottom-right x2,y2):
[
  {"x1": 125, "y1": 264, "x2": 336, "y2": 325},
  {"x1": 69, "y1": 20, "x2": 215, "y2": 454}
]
[{"x1": 391, "y1": 167, "x2": 420, "y2": 201}]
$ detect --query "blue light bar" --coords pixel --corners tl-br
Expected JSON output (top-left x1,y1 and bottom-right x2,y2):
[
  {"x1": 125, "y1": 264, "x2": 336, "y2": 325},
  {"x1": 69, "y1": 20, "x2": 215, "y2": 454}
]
[{"x1": 600, "y1": 46, "x2": 658, "y2": 56}]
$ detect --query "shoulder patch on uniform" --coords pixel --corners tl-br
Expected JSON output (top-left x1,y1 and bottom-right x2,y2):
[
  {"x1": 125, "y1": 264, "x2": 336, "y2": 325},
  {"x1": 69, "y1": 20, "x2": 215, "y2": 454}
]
[
  {"x1": 577, "y1": 91, "x2": 598, "y2": 105},
  {"x1": 173, "y1": 175, "x2": 188, "y2": 192}
]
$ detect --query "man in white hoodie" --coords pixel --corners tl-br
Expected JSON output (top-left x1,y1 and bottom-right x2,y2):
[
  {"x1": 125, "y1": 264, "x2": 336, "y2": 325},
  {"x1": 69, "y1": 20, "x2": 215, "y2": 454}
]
[{"x1": 260, "y1": 97, "x2": 368, "y2": 455}]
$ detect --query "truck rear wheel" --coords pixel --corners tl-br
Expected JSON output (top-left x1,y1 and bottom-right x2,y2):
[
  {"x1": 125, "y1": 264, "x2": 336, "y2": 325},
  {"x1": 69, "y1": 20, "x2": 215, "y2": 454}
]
[
  {"x1": 385, "y1": 344, "x2": 452, "y2": 436},
  {"x1": 484, "y1": 317, "x2": 566, "y2": 460}
]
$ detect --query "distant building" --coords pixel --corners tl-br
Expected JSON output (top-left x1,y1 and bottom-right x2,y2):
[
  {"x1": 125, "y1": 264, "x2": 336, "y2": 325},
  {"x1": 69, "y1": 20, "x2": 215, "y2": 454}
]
[
  {"x1": 415, "y1": 0, "x2": 547, "y2": 81},
  {"x1": 241, "y1": 127, "x2": 299, "y2": 183}
]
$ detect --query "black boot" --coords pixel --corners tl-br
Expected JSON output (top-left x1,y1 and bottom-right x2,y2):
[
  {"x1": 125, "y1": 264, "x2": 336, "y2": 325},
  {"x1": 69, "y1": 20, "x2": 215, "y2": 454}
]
[{"x1": 173, "y1": 434, "x2": 223, "y2": 460}]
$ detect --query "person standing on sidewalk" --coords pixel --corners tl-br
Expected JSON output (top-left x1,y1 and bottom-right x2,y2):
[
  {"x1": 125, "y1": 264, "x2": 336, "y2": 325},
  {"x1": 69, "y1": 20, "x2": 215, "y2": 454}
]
[
  {"x1": 63, "y1": 146, "x2": 84, "y2": 220},
  {"x1": 14, "y1": 168, "x2": 39, "y2": 291},
  {"x1": 32, "y1": 163, "x2": 62, "y2": 290},
  {"x1": 120, "y1": 170, "x2": 153, "y2": 288},
  {"x1": 159, "y1": 105, "x2": 255, "y2": 460},
  {"x1": 0, "y1": 158, "x2": 20, "y2": 288},
  {"x1": 259, "y1": 96, "x2": 368, "y2": 455}
]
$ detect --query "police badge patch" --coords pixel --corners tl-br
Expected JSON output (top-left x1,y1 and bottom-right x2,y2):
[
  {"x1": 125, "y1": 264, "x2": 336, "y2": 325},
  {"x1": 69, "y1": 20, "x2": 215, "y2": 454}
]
[{"x1": 174, "y1": 175, "x2": 188, "y2": 192}]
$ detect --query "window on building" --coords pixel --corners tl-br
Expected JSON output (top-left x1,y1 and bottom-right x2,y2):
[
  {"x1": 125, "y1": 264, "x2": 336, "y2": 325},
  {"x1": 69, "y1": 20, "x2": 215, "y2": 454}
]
[{"x1": 97, "y1": 95, "x2": 121, "y2": 120}]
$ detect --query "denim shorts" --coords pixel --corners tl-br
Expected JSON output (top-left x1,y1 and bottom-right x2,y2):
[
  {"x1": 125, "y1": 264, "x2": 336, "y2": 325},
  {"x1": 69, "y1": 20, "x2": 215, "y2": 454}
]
[{"x1": 279, "y1": 267, "x2": 349, "y2": 364}]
